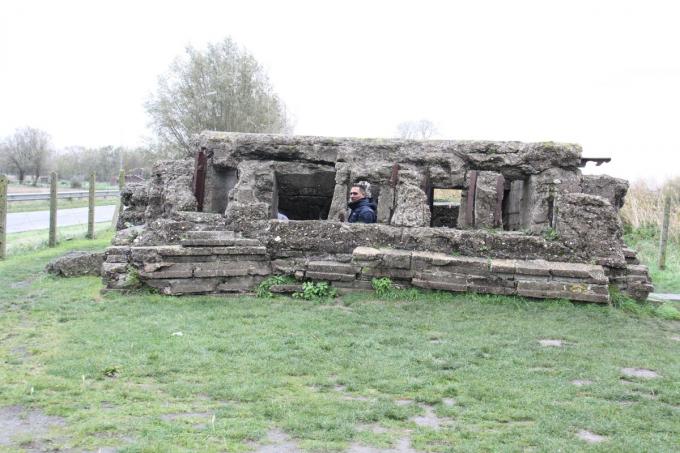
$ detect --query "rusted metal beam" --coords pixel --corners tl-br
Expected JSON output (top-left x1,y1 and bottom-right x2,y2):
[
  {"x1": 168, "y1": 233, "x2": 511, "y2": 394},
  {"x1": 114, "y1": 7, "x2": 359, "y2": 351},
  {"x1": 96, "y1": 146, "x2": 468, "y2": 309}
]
[
  {"x1": 193, "y1": 149, "x2": 208, "y2": 212},
  {"x1": 389, "y1": 163, "x2": 400, "y2": 187},
  {"x1": 579, "y1": 157, "x2": 611, "y2": 167}
]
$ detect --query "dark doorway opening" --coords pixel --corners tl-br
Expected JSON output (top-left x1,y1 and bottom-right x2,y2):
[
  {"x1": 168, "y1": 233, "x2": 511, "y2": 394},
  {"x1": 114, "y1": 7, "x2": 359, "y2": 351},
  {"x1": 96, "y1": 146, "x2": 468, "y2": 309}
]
[
  {"x1": 275, "y1": 169, "x2": 336, "y2": 220},
  {"x1": 430, "y1": 188, "x2": 462, "y2": 228}
]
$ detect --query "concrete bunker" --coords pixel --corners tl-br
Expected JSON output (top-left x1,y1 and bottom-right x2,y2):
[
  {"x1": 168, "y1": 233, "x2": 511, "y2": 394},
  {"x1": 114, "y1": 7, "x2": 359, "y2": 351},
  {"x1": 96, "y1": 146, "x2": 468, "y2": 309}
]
[{"x1": 105, "y1": 133, "x2": 653, "y2": 304}]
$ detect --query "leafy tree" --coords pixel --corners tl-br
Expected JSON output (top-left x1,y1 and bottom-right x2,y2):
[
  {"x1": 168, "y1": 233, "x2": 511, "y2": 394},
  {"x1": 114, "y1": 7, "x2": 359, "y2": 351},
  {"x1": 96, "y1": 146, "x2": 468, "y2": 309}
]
[
  {"x1": 145, "y1": 37, "x2": 291, "y2": 156},
  {"x1": 0, "y1": 127, "x2": 52, "y2": 185},
  {"x1": 396, "y1": 119, "x2": 438, "y2": 140}
]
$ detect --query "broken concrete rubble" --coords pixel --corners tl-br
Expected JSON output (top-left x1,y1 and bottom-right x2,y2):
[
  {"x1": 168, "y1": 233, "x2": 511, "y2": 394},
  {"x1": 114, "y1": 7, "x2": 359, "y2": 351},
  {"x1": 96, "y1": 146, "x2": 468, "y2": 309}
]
[
  {"x1": 46, "y1": 251, "x2": 105, "y2": 277},
  {"x1": 103, "y1": 132, "x2": 651, "y2": 302}
]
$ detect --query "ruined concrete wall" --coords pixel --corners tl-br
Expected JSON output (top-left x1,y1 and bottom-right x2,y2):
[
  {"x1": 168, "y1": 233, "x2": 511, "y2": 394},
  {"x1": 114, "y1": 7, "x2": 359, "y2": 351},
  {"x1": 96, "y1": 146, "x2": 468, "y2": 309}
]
[
  {"x1": 105, "y1": 132, "x2": 650, "y2": 302},
  {"x1": 580, "y1": 174, "x2": 629, "y2": 210},
  {"x1": 555, "y1": 193, "x2": 626, "y2": 267}
]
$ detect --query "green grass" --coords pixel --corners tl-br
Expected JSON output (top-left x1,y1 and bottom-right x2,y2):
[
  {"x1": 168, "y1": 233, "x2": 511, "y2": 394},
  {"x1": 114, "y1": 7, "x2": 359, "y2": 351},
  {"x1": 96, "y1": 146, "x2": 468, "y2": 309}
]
[
  {"x1": 8, "y1": 197, "x2": 118, "y2": 213},
  {"x1": 624, "y1": 227, "x2": 680, "y2": 293},
  {"x1": 0, "y1": 240, "x2": 678, "y2": 451},
  {"x1": 4, "y1": 223, "x2": 114, "y2": 256}
]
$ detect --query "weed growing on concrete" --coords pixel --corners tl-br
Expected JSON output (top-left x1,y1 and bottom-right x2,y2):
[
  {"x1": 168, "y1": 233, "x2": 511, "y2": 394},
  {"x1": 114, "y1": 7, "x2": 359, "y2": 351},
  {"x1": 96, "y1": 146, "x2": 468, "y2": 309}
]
[
  {"x1": 256, "y1": 275, "x2": 296, "y2": 297},
  {"x1": 371, "y1": 277, "x2": 394, "y2": 296},
  {"x1": 293, "y1": 281, "x2": 337, "y2": 301}
]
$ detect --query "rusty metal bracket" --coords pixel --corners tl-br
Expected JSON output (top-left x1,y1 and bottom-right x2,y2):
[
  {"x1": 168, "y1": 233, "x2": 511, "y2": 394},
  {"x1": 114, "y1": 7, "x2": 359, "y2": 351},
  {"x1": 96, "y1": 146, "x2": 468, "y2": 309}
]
[
  {"x1": 389, "y1": 163, "x2": 400, "y2": 187},
  {"x1": 192, "y1": 148, "x2": 208, "y2": 212},
  {"x1": 579, "y1": 157, "x2": 611, "y2": 167}
]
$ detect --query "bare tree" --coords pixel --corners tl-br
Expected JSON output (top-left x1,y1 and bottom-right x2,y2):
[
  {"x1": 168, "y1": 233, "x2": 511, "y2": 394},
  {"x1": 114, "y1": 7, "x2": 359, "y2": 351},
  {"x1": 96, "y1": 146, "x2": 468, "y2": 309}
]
[
  {"x1": 396, "y1": 119, "x2": 438, "y2": 140},
  {"x1": 145, "y1": 37, "x2": 292, "y2": 157},
  {"x1": 0, "y1": 127, "x2": 52, "y2": 185}
]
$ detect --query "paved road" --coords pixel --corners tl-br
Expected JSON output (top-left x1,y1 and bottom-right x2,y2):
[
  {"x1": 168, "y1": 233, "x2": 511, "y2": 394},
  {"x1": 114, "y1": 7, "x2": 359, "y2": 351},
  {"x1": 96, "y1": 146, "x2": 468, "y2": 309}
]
[{"x1": 7, "y1": 205, "x2": 117, "y2": 233}]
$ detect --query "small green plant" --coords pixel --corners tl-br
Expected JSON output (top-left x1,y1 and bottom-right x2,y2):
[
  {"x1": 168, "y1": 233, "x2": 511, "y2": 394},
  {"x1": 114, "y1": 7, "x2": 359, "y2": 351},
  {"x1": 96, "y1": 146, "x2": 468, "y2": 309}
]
[
  {"x1": 293, "y1": 281, "x2": 337, "y2": 301},
  {"x1": 256, "y1": 275, "x2": 296, "y2": 298},
  {"x1": 123, "y1": 267, "x2": 142, "y2": 289},
  {"x1": 372, "y1": 277, "x2": 394, "y2": 296},
  {"x1": 542, "y1": 227, "x2": 559, "y2": 241},
  {"x1": 102, "y1": 366, "x2": 119, "y2": 378}
]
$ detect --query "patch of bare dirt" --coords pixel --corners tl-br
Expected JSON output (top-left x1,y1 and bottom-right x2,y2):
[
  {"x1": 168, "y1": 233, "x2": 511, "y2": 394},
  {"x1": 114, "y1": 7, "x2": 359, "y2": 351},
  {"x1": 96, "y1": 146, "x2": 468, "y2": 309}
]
[
  {"x1": 410, "y1": 405, "x2": 440, "y2": 429},
  {"x1": 576, "y1": 430, "x2": 607, "y2": 443},
  {"x1": 356, "y1": 423, "x2": 389, "y2": 434},
  {"x1": 571, "y1": 379, "x2": 592, "y2": 387},
  {"x1": 255, "y1": 428, "x2": 301, "y2": 453},
  {"x1": 539, "y1": 339, "x2": 564, "y2": 347},
  {"x1": 0, "y1": 405, "x2": 65, "y2": 448},
  {"x1": 441, "y1": 398, "x2": 456, "y2": 406},
  {"x1": 347, "y1": 436, "x2": 418, "y2": 453},
  {"x1": 160, "y1": 411, "x2": 212, "y2": 428},
  {"x1": 343, "y1": 395, "x2": 372, "y2": 402},
  {"x1": 620, "y1": 368, "x2": 660, "y2": 379},
  {"x1": 409, "y1": 404, "x2": 454, "y2": 430}
]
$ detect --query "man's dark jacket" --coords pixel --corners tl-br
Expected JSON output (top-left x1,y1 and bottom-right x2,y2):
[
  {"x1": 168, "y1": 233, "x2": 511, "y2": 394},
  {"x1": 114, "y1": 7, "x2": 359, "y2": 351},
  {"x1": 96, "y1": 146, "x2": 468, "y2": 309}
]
[{"x1": 348, "y1": 198, "x2": 377, "y2": 223}]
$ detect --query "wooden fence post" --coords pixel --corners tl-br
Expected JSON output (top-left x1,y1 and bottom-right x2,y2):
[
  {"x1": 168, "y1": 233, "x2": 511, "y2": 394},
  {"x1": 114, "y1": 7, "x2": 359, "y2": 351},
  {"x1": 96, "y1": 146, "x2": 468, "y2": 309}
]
[
  {"x1": 49, "y1": 172, "x2": 58, "y2": 247},
  {"x1": 0, "y1": 174, "x2": 7, "y2": 260},
  {"x1": 658, "y1": 195, "x2": 671, "y2": 270},
  {"x1": 112, "y1": 169, "x2": 125, "y2": 229},
  {"x1": 87, "y1": 173, "x2": 95, "y2": 239}
]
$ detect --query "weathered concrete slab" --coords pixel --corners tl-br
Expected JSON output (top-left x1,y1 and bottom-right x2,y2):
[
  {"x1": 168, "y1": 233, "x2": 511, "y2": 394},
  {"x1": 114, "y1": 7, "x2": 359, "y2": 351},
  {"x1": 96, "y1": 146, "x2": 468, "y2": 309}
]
[
  {"x1": 307, "y1": 261, "x2": 359, "y2": 274},
  {"x1": 45, "y1": 251, "x2": 104, "y2": 277},
  {"x1": 381, "y1": 249, "x2": 412, "y2": 269},
  {"x1": 412, "y1": 278, "x2": 467, "y2": 292},
  {"x1": 140, "y1": 262, "x2": 194, "y2": 279},
  {"x1": 145, "y1": 278, "x2": 220, "y2": 295},
  {"x1": 306, "y1": 271, "x2": 357, "y2": 282},
  {"x1": 216, "y1": 276, "x2": 264, "y2": 292},
  {"x1": 193, "y1": 261, "x2": 270, "y2": 278}
]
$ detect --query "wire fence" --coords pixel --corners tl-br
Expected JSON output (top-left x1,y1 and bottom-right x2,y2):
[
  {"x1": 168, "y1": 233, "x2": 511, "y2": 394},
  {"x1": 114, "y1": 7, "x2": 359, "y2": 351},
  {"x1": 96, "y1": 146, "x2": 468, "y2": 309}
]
[{"x1": 0, "y1": 171, "x2": 124, "y2": 259}]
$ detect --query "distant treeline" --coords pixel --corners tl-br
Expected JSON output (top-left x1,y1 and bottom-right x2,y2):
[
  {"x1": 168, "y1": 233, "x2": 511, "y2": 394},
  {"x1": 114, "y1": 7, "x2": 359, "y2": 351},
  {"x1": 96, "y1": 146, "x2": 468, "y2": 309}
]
[
  {"x1": 1, "y1": 127, "x2": 173, "y2": 185},
  {"x1": 52, "y1": 145, "x2": 161, "y2": 184}
]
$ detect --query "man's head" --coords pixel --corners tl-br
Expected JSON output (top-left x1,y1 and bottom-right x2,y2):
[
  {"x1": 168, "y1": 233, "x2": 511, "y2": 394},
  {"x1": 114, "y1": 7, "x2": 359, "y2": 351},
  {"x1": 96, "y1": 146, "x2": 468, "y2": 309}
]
[{"x1": 350, "y1": 181, "x2": 371, "y2": 203}]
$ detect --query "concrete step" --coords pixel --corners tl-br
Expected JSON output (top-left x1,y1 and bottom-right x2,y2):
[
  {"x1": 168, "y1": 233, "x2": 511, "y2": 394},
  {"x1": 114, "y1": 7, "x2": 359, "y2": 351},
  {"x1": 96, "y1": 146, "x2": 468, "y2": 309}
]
[{"x1": 180, "y1": 230, "x2": 261, "y2": 247}]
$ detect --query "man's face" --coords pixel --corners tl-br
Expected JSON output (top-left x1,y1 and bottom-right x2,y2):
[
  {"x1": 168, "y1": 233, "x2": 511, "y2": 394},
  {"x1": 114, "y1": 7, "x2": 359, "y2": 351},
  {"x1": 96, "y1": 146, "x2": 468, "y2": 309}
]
[{"x1": 349, "y1": 186, "x2": 365, "y2": 202}]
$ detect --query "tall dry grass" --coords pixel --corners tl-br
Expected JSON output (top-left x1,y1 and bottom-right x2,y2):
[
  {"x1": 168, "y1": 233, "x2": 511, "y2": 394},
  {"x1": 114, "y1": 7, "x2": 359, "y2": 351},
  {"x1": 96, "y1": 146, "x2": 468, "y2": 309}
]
[{"x1": 620, "y1": 177, "x2": 680, "y2": 242}]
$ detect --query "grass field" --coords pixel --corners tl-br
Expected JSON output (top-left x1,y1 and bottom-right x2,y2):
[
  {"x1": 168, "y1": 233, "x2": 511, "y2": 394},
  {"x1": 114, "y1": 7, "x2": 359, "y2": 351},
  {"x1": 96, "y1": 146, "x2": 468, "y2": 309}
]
[
  {"x1": 0, "y1": 235, "x2": 678, "y2": 452},
  {"x1": 3, "y1": 223, "x2": 114, "y2": 257}
]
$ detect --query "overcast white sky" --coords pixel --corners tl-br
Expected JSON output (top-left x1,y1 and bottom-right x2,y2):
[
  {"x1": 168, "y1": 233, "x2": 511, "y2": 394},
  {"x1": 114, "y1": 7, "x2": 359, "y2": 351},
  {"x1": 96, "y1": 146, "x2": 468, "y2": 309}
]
[{"x1": 1, "y1": 0, "x2": 679, "y2": 183}]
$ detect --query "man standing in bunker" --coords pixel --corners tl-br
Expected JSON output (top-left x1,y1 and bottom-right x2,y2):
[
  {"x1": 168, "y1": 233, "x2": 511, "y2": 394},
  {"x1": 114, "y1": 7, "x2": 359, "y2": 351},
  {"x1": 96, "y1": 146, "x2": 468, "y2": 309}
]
[{"x1": 347, "y1": 181, "x2": 377, "y2": 223}]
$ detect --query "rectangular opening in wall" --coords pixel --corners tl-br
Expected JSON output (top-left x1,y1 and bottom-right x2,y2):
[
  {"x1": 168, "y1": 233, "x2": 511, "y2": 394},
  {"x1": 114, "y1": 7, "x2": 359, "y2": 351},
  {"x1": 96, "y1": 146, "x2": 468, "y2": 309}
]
[
  {"x1": 430, "y1": 188, "x2": 462, "y2": 228},
  {"x1": 208, "y1": 166, "x2": 238, "y2": 215},
  {"x1": 502, "y1": 179, "x2": 524, "y2": 231},
  {"x1": 276, "y1": 168, "x2": 336, "y2": 220}
]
